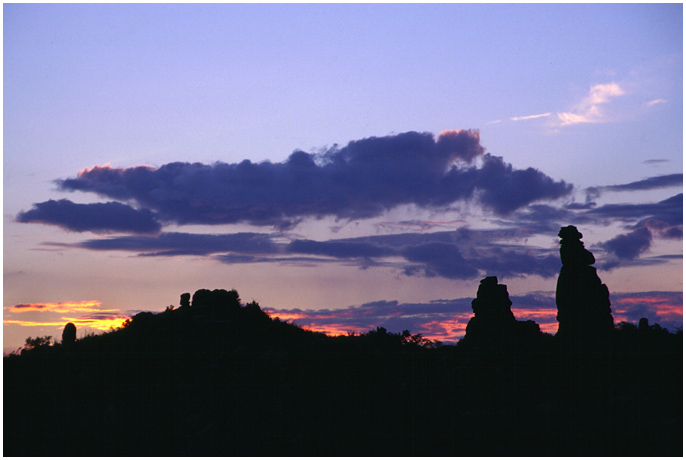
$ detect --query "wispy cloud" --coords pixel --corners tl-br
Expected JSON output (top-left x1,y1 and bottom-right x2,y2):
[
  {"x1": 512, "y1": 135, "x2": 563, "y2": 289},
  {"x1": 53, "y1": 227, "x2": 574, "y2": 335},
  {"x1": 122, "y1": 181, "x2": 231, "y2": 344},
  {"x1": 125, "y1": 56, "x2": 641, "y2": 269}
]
[
  {"x1": 585, "y1": 173, "x2": 683, "y2": 199},
  {"x1": 511, "y1": 112, "x2": 551, "y2": 121},
  {"x1": 493, "y1": 81, "x2": 629, "y2": 128},
  {"x1": 645, "y1": 98, "x2": 667, "y2": 107},
  {"x1": 556, "y1": 82, "x2": 625, "y2": 126}
]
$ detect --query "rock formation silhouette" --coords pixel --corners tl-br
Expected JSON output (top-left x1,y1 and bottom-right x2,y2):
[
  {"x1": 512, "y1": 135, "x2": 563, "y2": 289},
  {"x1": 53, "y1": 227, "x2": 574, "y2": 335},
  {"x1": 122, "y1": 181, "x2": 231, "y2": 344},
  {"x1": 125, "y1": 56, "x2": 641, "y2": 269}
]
[
  {"x1": 464, "y1": 276, "x2": 540, "y2": 347},
  {"x1": 4, "y1": 276, "x2": 682, "y2": 457},
  {"x1": 62, "y1": 322, "x2": 76, "y2": 347},
  {"x1": 180, "y1": 292, "x2": 191, "y2": 308},
  {"x1": 555, "y1": 225, "x2": 614, "y2": 345}
]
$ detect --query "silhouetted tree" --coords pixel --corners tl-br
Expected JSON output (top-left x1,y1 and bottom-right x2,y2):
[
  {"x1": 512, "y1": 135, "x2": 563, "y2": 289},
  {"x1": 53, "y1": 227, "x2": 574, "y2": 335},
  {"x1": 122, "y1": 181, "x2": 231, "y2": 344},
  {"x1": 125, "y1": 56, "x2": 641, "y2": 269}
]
[{"x1": 21, "y1": 335, "x2": 52, "y2": 353}]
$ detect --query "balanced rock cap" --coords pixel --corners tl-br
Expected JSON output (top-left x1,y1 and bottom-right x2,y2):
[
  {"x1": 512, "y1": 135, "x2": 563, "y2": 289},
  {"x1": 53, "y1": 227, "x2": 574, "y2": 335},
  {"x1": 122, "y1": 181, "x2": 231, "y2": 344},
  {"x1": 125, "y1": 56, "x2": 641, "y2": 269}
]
[{"x1": 558, "y1": 225, "x2": 583, "y2": 240}]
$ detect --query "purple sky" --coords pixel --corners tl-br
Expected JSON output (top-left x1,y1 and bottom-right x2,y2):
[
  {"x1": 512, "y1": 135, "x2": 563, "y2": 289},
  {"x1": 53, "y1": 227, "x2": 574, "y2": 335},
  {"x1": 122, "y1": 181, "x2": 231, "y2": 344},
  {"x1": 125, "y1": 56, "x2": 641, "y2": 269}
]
[{"x1": 4, "y1": 4, "x2": 682, "y2": 353}]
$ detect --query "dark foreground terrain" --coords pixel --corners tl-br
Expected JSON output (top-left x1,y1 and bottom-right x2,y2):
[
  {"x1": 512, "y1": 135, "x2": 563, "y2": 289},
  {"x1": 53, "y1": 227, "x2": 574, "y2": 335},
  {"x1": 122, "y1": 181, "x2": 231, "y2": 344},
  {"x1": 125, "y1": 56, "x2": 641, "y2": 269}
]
[{"x1": 4, "y1": 290, "x2": 682, "y2": 456}]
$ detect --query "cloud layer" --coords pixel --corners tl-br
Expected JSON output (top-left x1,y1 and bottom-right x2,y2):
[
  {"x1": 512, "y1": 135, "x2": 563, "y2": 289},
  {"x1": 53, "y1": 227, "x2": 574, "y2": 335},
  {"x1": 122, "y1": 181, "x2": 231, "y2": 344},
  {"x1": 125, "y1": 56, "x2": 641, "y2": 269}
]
[
  {"x1": 51, "y1": 130, "x2": 571, "y2": 230},
  {"x1": 585, "y1": 173, "x2": 682, "y2": 199},
  {"x1": 60, "y1": 227, "x2": 563, "y2": 281},
  {"x1": 17, "y1": 199, "x2": 161, "y2": 234}
]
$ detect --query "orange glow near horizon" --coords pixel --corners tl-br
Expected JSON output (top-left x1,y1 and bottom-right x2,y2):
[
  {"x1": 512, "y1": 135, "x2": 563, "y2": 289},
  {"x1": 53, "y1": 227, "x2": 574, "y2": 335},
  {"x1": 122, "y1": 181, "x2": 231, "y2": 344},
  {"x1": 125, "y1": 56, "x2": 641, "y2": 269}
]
[
  {"x1": 4, "y1": 316, "x2": 129, "y2": 331},
  {"x1": 62, "y1": 316, "x2": 129, "y2": 331},
  {"x1": 612, "y1": 294, "x2": 683, "y2": 320},
  {"x1": 6, "y1": 300, "x2": 109, "y2": 313},
  {"x1": 416, "y1": 318, "x2": 467, "y2": 342},
  {"x1": 299, "y1": 323, "x2": 363, "y2": 337}
]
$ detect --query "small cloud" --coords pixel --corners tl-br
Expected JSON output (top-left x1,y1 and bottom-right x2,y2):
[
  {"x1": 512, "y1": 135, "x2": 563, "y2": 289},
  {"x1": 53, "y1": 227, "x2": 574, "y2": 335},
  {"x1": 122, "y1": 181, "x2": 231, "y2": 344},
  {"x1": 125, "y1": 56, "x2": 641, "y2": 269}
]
[
  {"x1": 587, "y1": 82, "x2": 625, "y2": 105},
  {"x1": 510, "y1": 112, "x2": 551, "y2": 121},
  {"x1": 556, "y1": 82, "x2": 625, "y2": 126},
  {"x1": 375, "y1": 219, "x2": 465, "y2": 232},
  {"x1": 601, "y1": 227, "x2": 653, "y2": 260},
  {"x1": 645, "y1": 98, "x2": 667, "y2": 107},
  {"x1": 17, "y1": 199, "x2": 162, "y2": 234},
  {"x1": 556, "y1": 111, "x2": 594, "y2": 126}
]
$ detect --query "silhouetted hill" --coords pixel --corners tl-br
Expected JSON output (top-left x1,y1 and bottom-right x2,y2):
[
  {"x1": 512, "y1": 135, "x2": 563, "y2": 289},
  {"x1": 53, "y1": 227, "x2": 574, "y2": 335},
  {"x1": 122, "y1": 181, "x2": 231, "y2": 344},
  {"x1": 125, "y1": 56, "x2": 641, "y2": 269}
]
[{"x1": 4, "y1": 287, "x2": 682, "y2": 456}]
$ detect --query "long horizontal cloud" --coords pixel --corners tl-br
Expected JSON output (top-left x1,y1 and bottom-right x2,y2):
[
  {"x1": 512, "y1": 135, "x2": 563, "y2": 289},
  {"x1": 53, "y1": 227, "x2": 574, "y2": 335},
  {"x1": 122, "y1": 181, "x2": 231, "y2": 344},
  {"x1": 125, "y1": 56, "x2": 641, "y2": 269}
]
[
  {"x1": 585, "y1": 173, "x2": 682, "y2": 199},
  {"x1": 66, "y1": 231, "x2": 279, "y2": 256},
  {"x1": 16, "y1": 199, "x2": 161, "y2": 234},
  {"x1": 4, "y1": 314, "x2": 131, "y2": 331},
  {"x1": 586, "y1": 193, "x2": 682, "y2": 223},
  {"x1": 589, "y1": 194, "x2": 682, "y2": 264},
  {"x1": 46, "y1": 187, "x2": 680, "y2": 280},
  {"x1": 61, "y1": 227, "x2": 562, "y2": 280},
  {"x1": 54, "y1": 130, "x2": 571, "y2": 229},
  {"x1": 6, "y1": 300, "x2": 109, "y2": 313}
]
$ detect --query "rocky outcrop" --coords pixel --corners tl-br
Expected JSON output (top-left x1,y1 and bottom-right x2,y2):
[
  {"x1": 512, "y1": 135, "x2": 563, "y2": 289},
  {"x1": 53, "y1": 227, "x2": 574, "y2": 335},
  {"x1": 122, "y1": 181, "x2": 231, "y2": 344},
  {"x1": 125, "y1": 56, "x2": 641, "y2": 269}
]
[
  {"x1": 180, "y1": 292, "x2": 191, "y2": 308},
  {"x1": 555, "y1": 226, "x2": 614, "y2": 344},
  {"x1": 464, "y1": 276, "x2": 540, "y2": 347},
  {"x1": 191, "y1": 289, "x2": 240, "y2": 309},
  {"x1": 62, "y1": 322, "x2": 76, "y2": 347}
]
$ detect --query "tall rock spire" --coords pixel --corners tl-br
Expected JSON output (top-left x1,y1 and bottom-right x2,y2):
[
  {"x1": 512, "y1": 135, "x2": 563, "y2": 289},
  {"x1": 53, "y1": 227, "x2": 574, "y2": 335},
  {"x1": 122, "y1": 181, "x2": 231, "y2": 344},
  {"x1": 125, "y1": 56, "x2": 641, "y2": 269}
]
[{"x1": 555, "y1": 226, "x2": 614, "y2": 344}]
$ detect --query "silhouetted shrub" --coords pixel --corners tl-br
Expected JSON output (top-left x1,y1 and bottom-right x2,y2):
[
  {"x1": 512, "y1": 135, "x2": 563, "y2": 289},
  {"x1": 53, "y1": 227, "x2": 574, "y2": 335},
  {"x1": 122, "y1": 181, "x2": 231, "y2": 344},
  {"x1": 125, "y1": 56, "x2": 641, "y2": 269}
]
[{"x1": 19, "y1": 335, "x2": 53, "y2": 355}]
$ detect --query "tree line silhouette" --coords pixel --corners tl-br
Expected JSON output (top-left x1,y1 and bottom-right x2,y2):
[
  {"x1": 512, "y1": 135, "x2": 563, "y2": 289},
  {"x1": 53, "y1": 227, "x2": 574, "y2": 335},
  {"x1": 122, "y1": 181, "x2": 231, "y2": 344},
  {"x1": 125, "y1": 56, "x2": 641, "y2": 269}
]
[{"x1": 4, "y1": 227, "x2": 682, "y2": 456}]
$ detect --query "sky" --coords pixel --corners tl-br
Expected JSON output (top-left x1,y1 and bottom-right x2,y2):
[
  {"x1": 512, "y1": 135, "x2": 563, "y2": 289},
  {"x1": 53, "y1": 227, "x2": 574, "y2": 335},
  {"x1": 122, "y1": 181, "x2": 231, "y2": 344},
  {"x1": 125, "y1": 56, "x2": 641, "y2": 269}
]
[{"x1": 3, "y1": 3, "x2": 683, "y2": 354}]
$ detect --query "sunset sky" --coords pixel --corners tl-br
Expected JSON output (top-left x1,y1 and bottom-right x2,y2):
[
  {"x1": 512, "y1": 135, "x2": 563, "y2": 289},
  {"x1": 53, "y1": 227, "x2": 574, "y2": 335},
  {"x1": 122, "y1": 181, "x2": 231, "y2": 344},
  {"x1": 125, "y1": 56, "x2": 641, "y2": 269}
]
[{"x1": 4, "y1": 3, "x2": 683, "y2": 354}]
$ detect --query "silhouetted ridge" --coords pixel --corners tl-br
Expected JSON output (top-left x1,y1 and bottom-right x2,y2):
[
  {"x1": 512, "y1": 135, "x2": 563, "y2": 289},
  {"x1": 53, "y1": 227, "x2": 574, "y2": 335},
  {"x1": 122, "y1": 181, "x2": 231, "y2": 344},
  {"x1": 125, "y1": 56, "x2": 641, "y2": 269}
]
[
  {"x1": 3, "y1": 229, "x2": 682, "y2": 457},
  {"x1": 555, "y1": 225, "x2": 614, "y2": 345}
]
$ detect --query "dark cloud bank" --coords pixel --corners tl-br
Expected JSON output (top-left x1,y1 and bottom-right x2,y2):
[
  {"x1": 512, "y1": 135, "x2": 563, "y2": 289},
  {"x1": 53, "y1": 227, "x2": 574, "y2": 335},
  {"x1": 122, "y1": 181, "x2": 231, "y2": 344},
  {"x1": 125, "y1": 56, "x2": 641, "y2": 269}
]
[
  {"x1": 17, "y1": 199, "x2": 161, "y2": 234},
  {"x1": 26, "y1": 130, "x2": 571, "y2": 231},
  {"x1": 57, "y1": 228, "x2": 563, "y2": 280},
  {"x1": 17, "y1": 129, "x2": 682, "y2": 276},
  {"x1": 47, "y1": 190, "x2": 682, "y2": 280}
]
